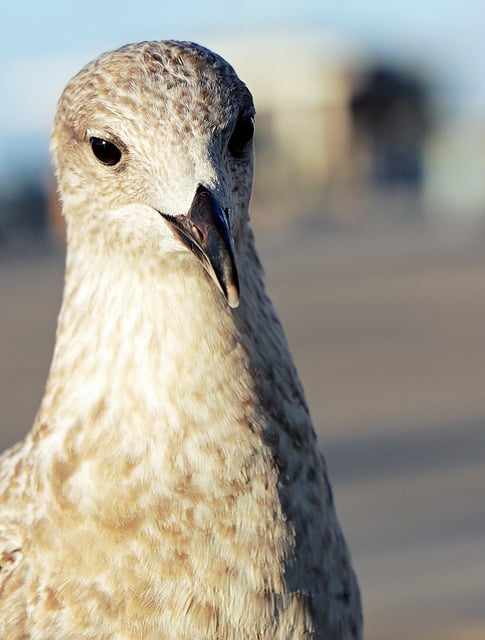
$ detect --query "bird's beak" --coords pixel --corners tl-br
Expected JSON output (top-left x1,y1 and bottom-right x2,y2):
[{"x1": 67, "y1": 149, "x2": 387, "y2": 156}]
[{"x1": 160, "y1": 185, "x2": 240, "y2": 308}]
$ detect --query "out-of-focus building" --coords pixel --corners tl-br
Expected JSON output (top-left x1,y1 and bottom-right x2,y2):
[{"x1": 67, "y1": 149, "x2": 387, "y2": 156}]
[
  {"x1": 212, "y1": 31, "x2": 359, "y2": 218},
  {"x1": 213, "y1": 30, "x2": 485, "y2": 229}
]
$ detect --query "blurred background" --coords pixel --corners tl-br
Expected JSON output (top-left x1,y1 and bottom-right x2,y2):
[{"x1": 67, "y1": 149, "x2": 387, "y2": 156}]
[{"x1": 1, "y1": 2, "x2": 484, "y2": 638}]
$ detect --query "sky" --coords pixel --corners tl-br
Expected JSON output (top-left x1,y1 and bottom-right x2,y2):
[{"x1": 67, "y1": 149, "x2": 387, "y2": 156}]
[{"x1": 1, "y1": 0, "x2": 484, "y2": 179}]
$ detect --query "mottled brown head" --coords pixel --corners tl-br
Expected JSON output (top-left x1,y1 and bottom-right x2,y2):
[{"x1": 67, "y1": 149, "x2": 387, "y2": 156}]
[{"x1": 51, "y1": 41, "x2": 256, "y2": 306}]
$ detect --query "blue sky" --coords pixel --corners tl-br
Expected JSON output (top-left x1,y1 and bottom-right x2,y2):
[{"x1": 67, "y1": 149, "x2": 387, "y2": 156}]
[
  {"x1": 2, "y1": 0, "x2": 482, "y2": 63},
  {"x1": 1, "y1": 1, "x2": 483, "y2": 60},
  {"x1": 1, "y1": 0, "x2": 484, "y2": 178}
]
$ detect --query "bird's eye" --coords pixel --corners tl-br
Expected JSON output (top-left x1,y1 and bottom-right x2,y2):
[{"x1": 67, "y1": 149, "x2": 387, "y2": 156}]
[
  {"x1": 228, "y1": 115, "x2": 254, "y2": 158},
  {"x1": 90, "y1": 137, "x2": 122, "y2": 166}
]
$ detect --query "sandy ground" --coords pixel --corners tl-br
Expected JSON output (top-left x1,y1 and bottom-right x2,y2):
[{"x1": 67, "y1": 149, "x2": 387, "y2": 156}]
[{"x1": 0, "y1": 217, "x2": 484, "y2": 639}]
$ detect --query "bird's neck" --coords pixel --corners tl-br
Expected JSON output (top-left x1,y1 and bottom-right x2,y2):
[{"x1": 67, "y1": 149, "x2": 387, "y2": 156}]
[
  {"x1": 27, "y1": 236, "x2": 315, "y2": 608},
  {"x1": 35, "y1": 242, "x2": 258, "y2": 443},
  {"x1": 32, "y1": 231, "x2": 308, "y2": 471}
]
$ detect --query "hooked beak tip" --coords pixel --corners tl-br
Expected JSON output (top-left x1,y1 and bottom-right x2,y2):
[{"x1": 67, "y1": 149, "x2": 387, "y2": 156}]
[
  {"x1": 226, "y1": 283, "x2": 240, "y2": 309},
  {"x1": 161, "y1": 186, "x2": 240, "y2": 308}
]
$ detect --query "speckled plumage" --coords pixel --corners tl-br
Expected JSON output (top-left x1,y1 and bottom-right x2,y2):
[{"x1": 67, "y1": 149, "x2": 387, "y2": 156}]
[{"x1": 0, "y1": 41, "x2": 361, "y2": 639}]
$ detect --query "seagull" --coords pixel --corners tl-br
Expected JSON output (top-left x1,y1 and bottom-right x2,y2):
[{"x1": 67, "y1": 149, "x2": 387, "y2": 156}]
[{"x1": 0, "y1": 41, "x2": 362, "y2": 639}]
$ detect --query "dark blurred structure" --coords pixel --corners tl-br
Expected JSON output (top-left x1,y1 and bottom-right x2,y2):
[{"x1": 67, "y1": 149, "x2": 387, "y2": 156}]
[
  {"x1": 350, "y1": 65, "x2": 433, "y2": 192},
  {"x1": 0, "y1": 177, "x2": 48, "y2": 245}
]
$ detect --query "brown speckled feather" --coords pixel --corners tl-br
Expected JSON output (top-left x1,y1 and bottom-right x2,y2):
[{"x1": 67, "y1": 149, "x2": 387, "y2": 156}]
[{"x1": 0, "y1": 41, "x2": 361, "y2": 639}]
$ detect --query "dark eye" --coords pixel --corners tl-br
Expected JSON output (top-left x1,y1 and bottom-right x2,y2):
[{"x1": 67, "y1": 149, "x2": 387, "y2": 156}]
[
  {"x1": 90, "y1": 137, "x2": 122, "y2": 166},
  {"x1": 228, "y1": 115, "x2": 254, "y2": 158}
]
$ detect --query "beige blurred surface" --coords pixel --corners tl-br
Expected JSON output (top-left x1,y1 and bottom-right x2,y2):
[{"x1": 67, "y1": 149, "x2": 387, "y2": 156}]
[{"x1": 0, "y1": 216, "x2": 484, "y2": 639}]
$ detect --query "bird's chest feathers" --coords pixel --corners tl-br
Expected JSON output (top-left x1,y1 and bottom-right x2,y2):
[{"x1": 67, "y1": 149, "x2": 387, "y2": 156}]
[
  {"x1": 26, "y1": 255, "x2": 310, "y2": 637},
  {"x1": 34, "y1": 363, "x2": 293, "y2": 636}
]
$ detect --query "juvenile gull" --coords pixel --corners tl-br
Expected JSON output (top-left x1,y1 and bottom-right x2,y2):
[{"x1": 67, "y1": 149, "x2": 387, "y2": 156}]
[{"x1": 0, "y1": 41, "x2": 362, "y2": 639}]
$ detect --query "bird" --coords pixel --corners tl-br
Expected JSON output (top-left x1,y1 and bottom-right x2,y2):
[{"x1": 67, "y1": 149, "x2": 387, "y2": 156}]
[{"x1": 0, "y1": 41, "x2": 362, "y2": 639}]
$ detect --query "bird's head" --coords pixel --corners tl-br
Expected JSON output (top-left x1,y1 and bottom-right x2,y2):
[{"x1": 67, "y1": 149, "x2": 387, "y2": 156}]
[{"x1": 51, "y1": 41, "x2": 256, "y2": 308}]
